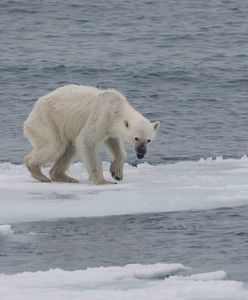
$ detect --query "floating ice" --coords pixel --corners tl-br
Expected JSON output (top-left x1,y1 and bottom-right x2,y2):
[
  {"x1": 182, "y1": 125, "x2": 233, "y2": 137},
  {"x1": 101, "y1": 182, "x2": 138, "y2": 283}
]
[
  {"x1": 189, "y1": 270, "x2": 227, "y2": 281},
  {"x1": 1, "y1": 156, "x2": 248, "y2": 223},
  {"x1": 0, "y1": 225, "x2": 13, "y2": 236},
  {"x1": 0, "y1": 263, "x2": 247, "y2": 300}
]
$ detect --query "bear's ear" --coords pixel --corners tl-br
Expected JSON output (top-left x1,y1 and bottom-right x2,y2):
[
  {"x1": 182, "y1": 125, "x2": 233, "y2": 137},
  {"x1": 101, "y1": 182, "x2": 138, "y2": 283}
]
[
  {"x1": 153, "y1": 121, "x2": 160, "y2": 130},
  {"x1": 124, "y1": 120, "x2": 129, "y2": 128}
]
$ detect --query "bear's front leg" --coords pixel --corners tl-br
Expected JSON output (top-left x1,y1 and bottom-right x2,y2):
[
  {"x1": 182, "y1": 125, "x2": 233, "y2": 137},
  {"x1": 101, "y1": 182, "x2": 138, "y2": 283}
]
[
  {"x1": 110, "y1": 160, "x2": 124, "y2": 181},
  {"x1": 104, "y1": 137, "x2": 127, "y2": 181},
  {"x1": 76, "y1": 137, "x2": 116, "y2": 185}
]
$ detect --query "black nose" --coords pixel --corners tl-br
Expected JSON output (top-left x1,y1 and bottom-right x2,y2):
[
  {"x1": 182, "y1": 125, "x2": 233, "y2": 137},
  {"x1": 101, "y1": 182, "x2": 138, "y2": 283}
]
[{"x1": 136, "y1": 144, "x2": 146, "y2": 159}]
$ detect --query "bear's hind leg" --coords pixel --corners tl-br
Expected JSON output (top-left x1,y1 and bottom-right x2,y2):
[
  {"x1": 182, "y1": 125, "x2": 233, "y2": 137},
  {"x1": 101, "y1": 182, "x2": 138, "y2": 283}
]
[
  {"x1": 49, "y1": 143, "x2": 78, "y2": 183},
  {"x1": 24, "y1": 124, "x2": 60, "y2": 182},
  {"x1": 25, "y1": 152, "x2": 51, "y2": 182}
]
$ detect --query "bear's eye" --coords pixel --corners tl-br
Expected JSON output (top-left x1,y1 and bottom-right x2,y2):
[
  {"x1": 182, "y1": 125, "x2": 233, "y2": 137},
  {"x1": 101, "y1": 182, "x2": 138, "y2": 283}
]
[
  {"x1": 135, "y1": 137, "x2": 139, "y2": 141},
  {"x1": 147, "y1": 139, "x2": 151, "y2": 143}
]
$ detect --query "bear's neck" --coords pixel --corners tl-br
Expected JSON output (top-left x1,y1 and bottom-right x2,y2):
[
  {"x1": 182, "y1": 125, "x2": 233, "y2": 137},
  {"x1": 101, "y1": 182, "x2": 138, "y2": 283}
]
[{"x1": 125, "y1": 101, "x2": 147, "y2": 121}]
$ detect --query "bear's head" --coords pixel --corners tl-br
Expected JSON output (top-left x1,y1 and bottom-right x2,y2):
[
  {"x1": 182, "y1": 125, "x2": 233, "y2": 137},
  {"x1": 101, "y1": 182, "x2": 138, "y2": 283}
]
[{"x1": 124, "y1": 119, "x2": 160, "y2": 159}]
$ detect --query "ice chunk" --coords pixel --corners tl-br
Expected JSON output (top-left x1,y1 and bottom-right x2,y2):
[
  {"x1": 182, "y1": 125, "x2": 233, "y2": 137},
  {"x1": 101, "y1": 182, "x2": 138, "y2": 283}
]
[
  {"x1": 0, "y1": 225, "x2": 13, "y2": 236},
  {"x1": 132, "y1": 263, "x2": 188, "y2": 280},
  {"x1": 189, "y1": 270, "x2": 226, "y2": 281}
]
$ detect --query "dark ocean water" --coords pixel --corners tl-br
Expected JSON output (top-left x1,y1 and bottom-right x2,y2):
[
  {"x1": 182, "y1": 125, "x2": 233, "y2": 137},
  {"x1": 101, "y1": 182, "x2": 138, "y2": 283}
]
[
  {"x1": 1, "y1": 206, "x2": 248, "y2": 282},
  {"x1": 0, "y1": 0, "x2": 248, "y2": 284},
  {"x1": 1, "y1": 0, "x2": 248, "y2": 163}
]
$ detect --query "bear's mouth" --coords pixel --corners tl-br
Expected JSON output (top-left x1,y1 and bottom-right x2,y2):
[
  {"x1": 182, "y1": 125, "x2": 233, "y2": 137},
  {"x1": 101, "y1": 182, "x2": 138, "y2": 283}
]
[
  {"x1": 136, "y1": 144, "x2": 146, "y2": 159},
  {"x1": 137, "y1": 153, "x2": 144, "y2": 159}
]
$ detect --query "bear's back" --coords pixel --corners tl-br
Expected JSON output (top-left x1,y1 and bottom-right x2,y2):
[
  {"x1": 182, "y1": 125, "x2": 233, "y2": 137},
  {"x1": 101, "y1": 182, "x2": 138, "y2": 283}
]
[{"x1": 39, "y1": 85, "x2": 100, "y2": 105}]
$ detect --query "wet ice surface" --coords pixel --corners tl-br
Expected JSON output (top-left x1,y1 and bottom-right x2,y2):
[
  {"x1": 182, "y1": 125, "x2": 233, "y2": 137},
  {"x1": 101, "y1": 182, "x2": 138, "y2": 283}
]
[
  {"x1": 1, "y1": 157, "x2": 248, "y2": 223},
  {"x1": 1, "y1": 264, "x2": 248, "y2": 300}
]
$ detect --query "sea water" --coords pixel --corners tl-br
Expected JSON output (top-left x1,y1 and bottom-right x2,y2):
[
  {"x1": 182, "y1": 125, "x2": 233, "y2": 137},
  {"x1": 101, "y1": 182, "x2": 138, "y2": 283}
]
[{"x1": 0, "y1": 0, "x2": 248, "y2": 299}]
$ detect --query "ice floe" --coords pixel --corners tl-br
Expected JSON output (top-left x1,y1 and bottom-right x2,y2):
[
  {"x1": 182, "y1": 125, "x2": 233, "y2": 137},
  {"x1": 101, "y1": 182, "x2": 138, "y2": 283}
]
[
  {"x1": 0, "y1": 263, "x2": 247, "y2": 300},
  {"x1": 1, "y1": 156, "x2": 248, "y2": 223}
]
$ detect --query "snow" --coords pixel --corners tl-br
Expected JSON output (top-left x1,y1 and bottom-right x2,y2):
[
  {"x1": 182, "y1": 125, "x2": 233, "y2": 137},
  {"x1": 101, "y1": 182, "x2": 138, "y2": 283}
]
[
  {"x1": 0, "y1": 263, "x2": 247, "y2": 300},
  {"x1": 1, "y1": 156, "x2": 248, "y2": 223}
]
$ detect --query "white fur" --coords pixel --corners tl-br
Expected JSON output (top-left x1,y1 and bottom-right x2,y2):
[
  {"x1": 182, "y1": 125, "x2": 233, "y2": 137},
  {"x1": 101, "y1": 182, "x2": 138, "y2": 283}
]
[{"x1": 23, "y1": 85, "x2": 159, "y2": 184}]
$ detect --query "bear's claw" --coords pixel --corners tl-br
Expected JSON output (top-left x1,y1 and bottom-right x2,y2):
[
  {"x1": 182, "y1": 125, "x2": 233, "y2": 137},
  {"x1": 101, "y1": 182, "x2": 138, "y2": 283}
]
[
  {"x1": 33, "y1": 175, "x2": 51, "y2": 183},
  {"x1": 110, "y1": 162, "x2": 123, "y2": 181},
  {"x1": 111, "y1": 172, "x2": 122, "y2": 181}
]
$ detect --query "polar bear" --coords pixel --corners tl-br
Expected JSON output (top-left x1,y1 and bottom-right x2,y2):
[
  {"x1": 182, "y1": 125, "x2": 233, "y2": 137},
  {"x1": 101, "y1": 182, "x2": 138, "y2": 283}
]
[{"x1": 23, "y1": 85, "x2": 160, "y2": 184}]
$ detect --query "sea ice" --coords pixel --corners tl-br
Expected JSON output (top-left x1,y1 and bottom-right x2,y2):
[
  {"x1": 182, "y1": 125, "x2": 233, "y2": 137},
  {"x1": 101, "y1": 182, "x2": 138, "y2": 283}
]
[
  {"x1": 1, "y1": 157, "x2": 248, "y2": 223},
  {"x1": 0, "y1": 263, "x2": 247, "y2": 300},
  {"x1": 0, "y1": 224, "x2": 13, "y2": 236}
]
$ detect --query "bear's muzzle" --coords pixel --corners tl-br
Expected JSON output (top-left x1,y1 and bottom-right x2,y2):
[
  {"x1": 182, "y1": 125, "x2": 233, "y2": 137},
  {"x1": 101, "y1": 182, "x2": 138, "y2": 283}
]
[{"x1": 136, "y1": 144, "x2": 146, "y2": 159}]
